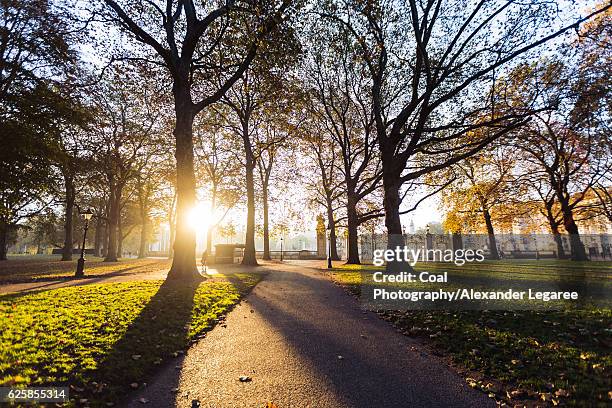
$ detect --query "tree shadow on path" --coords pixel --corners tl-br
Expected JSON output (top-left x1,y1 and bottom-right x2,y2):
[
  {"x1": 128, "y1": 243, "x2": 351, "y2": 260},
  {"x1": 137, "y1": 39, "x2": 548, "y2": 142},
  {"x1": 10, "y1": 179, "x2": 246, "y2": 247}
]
[{"x1": 245, "y1": 266, "x2": 492, "y2": 408}]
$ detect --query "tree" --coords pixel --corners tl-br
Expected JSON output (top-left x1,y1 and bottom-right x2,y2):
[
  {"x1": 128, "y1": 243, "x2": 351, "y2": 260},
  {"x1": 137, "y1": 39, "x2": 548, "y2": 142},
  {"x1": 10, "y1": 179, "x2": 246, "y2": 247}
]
[
  {"x1": 573, "y1": 2, "x2": 612, "y2": 226},
  {"x1": 524, "y1": 173, "x2": 566, "y2": 258},
  {"x1": 134, "y1": 148, "x2": 170, "y2": 258},
  {"x1": 516, "y1": 117, "x2": 607, "y2": 260},
  {"x1": 99, "y1": 0, "x2": 294, "y2": 278},
  {"x1": 0, "y1": 0, "x2": 80, "y2": 260},
  {"x1": 0, "y1": 0, "x2": 77, "y2": 102},
  {"x1": 256, "y1": 116, "x2": 295, "y2": 260},
  {"x1": 219, "y1": 38, "x2": 299, "y2": 265},
  {"x1": 87, "y1": 71, "x2": 161, "y2": 261},
  {"x1": 302, "y1": 119, "x2": 343, "y2": 260},
  {"x1": 319, "y1": 0, "x2": 610, "y2": 244},
  {"x1": 46, "y1": 91, "x2": 91, "y2": 261},
  {"x1": 591, "y1": 182, "x2": 612, "y2": 224},
  {"x1": 506, "y1": 59, "x2": 610, "y2": 261},
  {"x1": 0, "y1": 84, "x2": 81, "y2": 260},
  {"x1": 442, "y1": 146, "x2": 521, "y2": 259},
  {"x1": 305, "y1": 26, "x2": 383, "y2": 264},
  {"x1": 194, "y1": 111, "x2": 242, "y2": 255}
]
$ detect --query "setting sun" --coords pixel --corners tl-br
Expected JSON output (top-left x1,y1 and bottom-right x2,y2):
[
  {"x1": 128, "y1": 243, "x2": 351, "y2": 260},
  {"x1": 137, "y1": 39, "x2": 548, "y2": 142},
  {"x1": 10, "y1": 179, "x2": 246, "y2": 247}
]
[{"x1": 188, "y1": 203, "x2": 211, "y2": 231}]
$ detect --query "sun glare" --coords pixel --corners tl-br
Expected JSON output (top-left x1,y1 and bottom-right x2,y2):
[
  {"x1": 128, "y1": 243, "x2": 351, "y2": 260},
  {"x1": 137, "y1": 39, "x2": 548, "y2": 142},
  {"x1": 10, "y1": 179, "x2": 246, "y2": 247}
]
[{"x1": 188, "y1": 203, "x2": 210, "y2": 231}]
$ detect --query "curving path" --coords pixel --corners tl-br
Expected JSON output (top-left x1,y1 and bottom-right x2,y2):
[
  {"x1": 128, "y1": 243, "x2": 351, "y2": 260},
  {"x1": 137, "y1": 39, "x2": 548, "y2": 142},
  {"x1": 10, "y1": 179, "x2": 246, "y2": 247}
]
[{"x1": 125, "y1": 261, "x2": 492, "y2": 408}]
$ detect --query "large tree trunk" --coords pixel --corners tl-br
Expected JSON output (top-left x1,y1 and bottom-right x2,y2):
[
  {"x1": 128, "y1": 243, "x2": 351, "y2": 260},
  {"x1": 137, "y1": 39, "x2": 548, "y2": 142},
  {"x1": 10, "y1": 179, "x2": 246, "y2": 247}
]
[
  {"x1": 546, "y1": 213, "x2": 566, "y2": 259},
  {"x1": 560, "y1": 201, "x2": 587, "y2": 261},
  {"x1": 206, "y1": 189, "x2": 216, "y2": 254},
  {"x1": 0, "y1": 222, "x2": 7, "y2": 261},
  {"x1": 102, "y1": 200, "x2": 110, "y2": 257},
  {"x1": 345, "y1": 191, "x2": 360, "y2": 264},
  {"x1": 138, "y1": 220, "x2": 148, "y2": 258},
  {"x1": 241, "y1": 116, "x2": 257, "y2": 266},
  {"x1": 94, "y1": 213, "x2": 103, "y2": 257},
  {"x1": 544, "y1": 200, "x2": 566, "y2": 259},
  {"x1": 262, "y1": 183, "x2": 271, "y2": 260},
  {"x1": 61, "y1": 173, "x2": 75, "y2": 261},
  {"x1": 326, "y1": 205, "x2": 340, "y2": 260},
  {"x1": 168, "y1": 193, "x2": 176, "y2": 259},
  {"x1": 138, "y1": 185, "x2": 149, "y2": 259},
  {"x1": 242, "y1": 160, "x2": 258, "y2": 265},
  {"x1": 382, "y1": 173, "x2": 409, "y2": 272},
  {"x1": 382, "y1": 174, "x2": 402, "y2": 236},
  {"x1": 483, "y1": 209, "x2": 500, "y2": 260},
  {"x1": 167, "y1": 98, "x2": 199, "y2": 279},
  {"x1": 117, "y1": 214, "x2": 123, "y2": 258},
  {"x1": 168, "y1": 215, "x2": 175, "y2": 259},
  {"x1": 104, "y1": 181, "x2": 119, "y2": 262}
]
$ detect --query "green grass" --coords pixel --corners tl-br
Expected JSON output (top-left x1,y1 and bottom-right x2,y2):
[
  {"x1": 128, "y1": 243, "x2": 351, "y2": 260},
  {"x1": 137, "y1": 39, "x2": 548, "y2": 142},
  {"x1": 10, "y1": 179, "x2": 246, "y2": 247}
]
[
  {"x1": 0, "y1": 256, "x2": 172, "y2": 283},
  {"x1": 0, "y1": 273, "x2": 261, "y2": 406},
  {"x1": 331, "y1": 262, "x2": 612, "y2": 407}
]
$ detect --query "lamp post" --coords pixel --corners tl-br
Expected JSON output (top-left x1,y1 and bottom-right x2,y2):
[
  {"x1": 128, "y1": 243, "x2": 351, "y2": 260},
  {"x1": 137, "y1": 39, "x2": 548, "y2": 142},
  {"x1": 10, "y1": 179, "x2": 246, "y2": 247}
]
[
  {"x1": 75, "y1": 209, "x2": 94, "y2": 278},
  {"x1": 327, "y1": 223, "x2": 332, "y2": 269},
  {"x1": 280, "y1": 236, "x2": 284, "y2": 261},
  {"x1": 533, "y1": 234, "x2": 539, "y2": 260},
  {"x1": 425, "y1": 224, "x2": 432, "y2": 261}
]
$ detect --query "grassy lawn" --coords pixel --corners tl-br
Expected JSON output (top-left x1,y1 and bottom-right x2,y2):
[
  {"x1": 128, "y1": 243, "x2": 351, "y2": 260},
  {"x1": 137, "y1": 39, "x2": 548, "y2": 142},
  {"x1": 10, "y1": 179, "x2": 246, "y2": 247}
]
[
  {"x1": 0, "y1": 273, "x2": 261, "y2": 406},
  {"x1": 0, "y1": 256, "x2": 171, "y2": 283},
  {"x1": 331, "y1": 261, "x2": 611, "y2": 407}
]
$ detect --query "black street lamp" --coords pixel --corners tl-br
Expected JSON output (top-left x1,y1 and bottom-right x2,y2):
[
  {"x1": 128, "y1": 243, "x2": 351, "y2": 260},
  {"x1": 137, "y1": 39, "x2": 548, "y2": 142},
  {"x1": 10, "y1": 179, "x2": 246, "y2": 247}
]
[
  {"x1": 425, "y1": 224, "x2": 432, "y2": 261},
  {"x1": 75, "y1": 209, "x2": 94, "y2": 278},
  {"x1": 280, "y1": 236, "x2": 284, "y2": 261},
  {"x1": 327, "y1": 223, "x2": 332, "y2": 269}
]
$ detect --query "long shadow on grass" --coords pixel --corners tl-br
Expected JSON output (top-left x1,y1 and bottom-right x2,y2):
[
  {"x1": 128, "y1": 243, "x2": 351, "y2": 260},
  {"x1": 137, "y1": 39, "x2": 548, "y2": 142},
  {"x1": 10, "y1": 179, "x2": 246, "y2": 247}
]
[{"x1": 92, "y1": 278, "x2": 201, "y2": 406}]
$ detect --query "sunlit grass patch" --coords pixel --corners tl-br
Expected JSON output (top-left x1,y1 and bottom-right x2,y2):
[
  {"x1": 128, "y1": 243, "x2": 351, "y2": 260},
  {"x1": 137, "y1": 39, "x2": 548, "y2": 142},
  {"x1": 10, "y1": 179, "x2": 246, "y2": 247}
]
[{"x1": 0, "y1": 273, "x2": 261, "y2": 406}]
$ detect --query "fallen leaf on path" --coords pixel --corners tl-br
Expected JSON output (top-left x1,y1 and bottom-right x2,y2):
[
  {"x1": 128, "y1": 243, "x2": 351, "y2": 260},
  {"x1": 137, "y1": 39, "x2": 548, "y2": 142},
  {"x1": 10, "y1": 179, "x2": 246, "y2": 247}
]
[
  {"x1": 540, "y1": 392, "x2": 552, "y2": 401},
  {"x1": 507, "y1": 389, "x2": 526, "y2": 399},
  {"x1": 266, "y1": 403, "x2": 279, "y2": 408}
]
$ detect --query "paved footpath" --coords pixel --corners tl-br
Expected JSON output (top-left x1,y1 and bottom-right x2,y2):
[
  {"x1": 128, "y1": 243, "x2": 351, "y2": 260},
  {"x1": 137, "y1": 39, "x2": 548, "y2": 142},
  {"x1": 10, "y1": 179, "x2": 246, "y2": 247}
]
[{"x1": 126, "y1": 261, "x2": 492, "y2": 408}]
